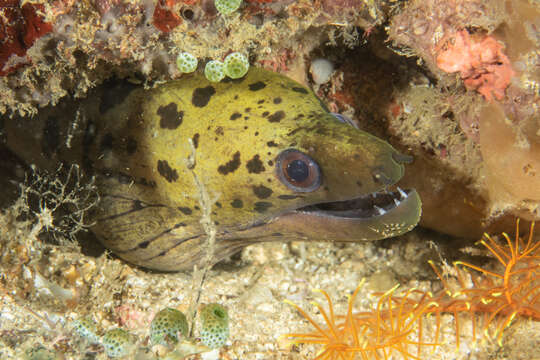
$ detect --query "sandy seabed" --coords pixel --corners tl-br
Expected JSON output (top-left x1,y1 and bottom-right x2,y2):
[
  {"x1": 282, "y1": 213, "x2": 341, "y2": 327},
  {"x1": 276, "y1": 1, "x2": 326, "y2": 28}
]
[{"x1": 1, "y1": 209, "x2": 539, "y2": 359}]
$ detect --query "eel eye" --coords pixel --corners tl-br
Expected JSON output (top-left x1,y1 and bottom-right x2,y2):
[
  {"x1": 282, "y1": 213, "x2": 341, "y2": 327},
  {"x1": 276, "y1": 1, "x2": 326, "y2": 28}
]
[{"x1": 276, "y1": 149, "x2": 321, "y2": 192}]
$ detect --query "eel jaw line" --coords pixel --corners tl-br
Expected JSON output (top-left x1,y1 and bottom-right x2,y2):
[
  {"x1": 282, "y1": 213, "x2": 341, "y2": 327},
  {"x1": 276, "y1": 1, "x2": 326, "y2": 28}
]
[
  {"x1": 296, "y1": 186, "x2": 416, "y2": 220},
  {"x1": 269, "y1": 186, "x2": 422, "y2": 241}
]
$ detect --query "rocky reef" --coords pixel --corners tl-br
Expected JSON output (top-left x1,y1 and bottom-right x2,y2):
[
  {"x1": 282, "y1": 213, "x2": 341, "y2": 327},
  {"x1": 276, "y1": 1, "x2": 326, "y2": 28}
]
[
  {"x1": 1, "y1": 0, "x2": 538, "y2": 237},
  {"x1": 387, "y1": 0, "x2": 539, "y2": 236}
]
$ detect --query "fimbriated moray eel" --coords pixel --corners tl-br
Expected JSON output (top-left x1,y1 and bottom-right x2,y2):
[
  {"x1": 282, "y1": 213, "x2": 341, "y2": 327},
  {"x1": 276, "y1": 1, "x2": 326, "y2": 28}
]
[{"x1": 3, "y1": 68, "x2": 421, "y2": 271}]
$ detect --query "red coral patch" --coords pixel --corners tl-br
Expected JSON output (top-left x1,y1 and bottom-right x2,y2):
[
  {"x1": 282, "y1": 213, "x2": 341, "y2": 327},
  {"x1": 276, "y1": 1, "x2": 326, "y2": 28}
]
[
  {"x1": 153, "y1": 0, "x2": 182, "y2": 33},
  {"x1": 0, "y1": 1, "x2": 52, "y2": 76}
]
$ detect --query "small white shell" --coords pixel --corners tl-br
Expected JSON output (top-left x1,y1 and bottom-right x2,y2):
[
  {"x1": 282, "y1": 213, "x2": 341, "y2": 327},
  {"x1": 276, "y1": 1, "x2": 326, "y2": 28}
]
[{"x1": 310, "y1": 58, "x2": 334, "y2": 85}]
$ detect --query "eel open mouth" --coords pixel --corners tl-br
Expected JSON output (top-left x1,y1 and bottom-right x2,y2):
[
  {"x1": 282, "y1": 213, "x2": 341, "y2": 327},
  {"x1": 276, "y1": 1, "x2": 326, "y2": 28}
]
[
  {"x1": 268, "y1": 185, "x2": 420, "y2": 241},
  {"x1": 275, "y1": 187, "x2": 421, "y2": 241},
  {"x1": 297, "y1": 187, "x2": 417, "y2": 219}
]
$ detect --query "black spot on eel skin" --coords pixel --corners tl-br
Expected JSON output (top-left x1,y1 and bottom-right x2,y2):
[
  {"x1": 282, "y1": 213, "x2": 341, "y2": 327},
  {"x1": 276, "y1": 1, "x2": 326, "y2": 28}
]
[
  {"x1": 231, "y1": 199, "x2": 243, "y2": 208},
  {"x1": 291, "y1": 86, "x2": 308, "y2": 94},
  {"x1": 192, "y1": 133, "x2": 200, "y2": 148},
  {"x1": 248, "y1": 81, "x2": 266, "y2": 91},
  {"x1": 178, "y1": 207, "x2": 192, "y2": 215},
  {"x1": 254, "y1": 201, "x2": 273, "y2": 213},
  {"x1": 192, "y1": 86, "x2": 216, "y2": 107},
  {"x1": 157, "y1": 103, "x2": 184, "y2": 129},
  {"x1": 157, "y1": 160, "x2": 179, "y2": 182},
  {"x1": 268, "y1": 110, "x2": 285, "y2": 123},
  {"x1": 218, "y1": 151, "x2": 241, "y2": 175},
  {"x1": 230, "y1": 112, "x2": 242, "y2": 120},
  {"x1": 246, "y1": 154, "x2": 265, "y2": 174},
  {"x1": 252, "y1": 184, "x2": 273, "y2": 199}
]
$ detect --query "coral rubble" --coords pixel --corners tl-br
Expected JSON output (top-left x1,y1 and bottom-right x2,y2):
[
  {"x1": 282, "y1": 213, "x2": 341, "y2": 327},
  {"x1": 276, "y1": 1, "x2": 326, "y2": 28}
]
[{"x1": 0, "y1": 0, "x2": 383, "y2": 115}]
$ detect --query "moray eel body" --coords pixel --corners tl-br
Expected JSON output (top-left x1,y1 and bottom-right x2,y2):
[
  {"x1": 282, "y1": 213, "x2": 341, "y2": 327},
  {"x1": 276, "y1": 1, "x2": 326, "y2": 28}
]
[{"x1": 4, "y1": 68, "x2": 421, "y2": 271}]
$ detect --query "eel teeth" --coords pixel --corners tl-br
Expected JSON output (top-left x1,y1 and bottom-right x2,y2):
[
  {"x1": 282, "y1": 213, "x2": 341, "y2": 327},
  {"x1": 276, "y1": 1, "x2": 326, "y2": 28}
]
[{"x1": 397, "y1": 186, "x2": 407, "y2": 200}]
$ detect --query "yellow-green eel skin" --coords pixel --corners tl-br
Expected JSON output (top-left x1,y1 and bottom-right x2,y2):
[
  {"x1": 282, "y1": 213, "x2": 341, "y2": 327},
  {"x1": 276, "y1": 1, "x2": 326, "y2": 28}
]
[{"x1": 4, "y1": 68, "x2": 421, "y2": 271}]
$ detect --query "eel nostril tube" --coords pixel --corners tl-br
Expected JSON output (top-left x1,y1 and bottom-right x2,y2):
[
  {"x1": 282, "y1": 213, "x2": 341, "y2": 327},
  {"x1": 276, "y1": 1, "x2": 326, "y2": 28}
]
[{"x1": 392, "y1": 151, "x2": 414, "y2": 165}]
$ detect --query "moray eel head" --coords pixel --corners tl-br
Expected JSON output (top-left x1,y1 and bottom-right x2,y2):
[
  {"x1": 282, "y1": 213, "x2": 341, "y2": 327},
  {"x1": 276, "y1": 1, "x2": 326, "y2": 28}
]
[{"x1": 260, "y1": 110, "x2": 421, "y2": 242}]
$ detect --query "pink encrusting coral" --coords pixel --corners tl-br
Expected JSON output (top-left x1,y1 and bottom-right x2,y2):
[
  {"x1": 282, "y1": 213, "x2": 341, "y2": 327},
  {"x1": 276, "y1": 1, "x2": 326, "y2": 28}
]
[{"x1": 436, "y1": 30, "x2": 515, "y2": 101}]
